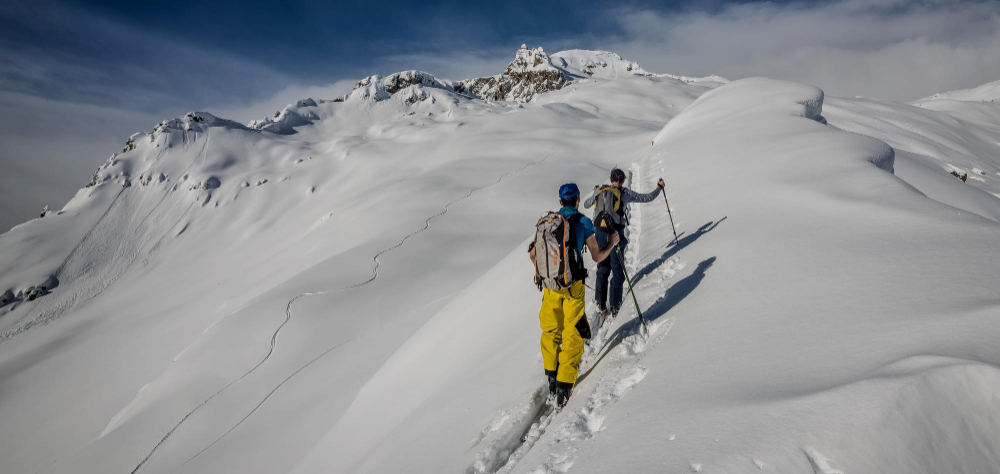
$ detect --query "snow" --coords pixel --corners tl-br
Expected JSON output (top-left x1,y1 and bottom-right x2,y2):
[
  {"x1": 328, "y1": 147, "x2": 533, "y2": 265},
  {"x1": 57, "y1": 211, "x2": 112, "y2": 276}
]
[
  {"x1": 824, "y1": 95, "x2": 1000, "y2": 221},
  {"x1": 919, "y1": 78, "x2": 1000, "y2": 103},
  {"x1": 2, "y1": 47, "x2": 1000, "y2": 474},
  {"x1": 551, "y1": 50, "x2": 652, "y2": 80}
]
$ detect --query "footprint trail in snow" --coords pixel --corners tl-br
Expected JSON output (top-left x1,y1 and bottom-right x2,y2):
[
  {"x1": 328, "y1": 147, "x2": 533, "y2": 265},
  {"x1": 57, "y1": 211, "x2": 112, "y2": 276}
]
[{"x1": 470, "y1": 163, "x2": 683, "y2": 474}]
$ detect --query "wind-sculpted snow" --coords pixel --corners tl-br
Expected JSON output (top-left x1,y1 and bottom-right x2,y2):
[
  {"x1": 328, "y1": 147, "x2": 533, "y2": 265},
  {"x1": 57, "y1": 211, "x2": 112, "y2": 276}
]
[
  {"x1": 127, "y1": 152, "x2": 555, "y2": 473},
  {"x1": 545, "y1": 78, "x2": 1000, "y2": 473},
  {"x1": 247, "y1": 99, "x2": 321, "y2": 134},
  {"x1": 551, "y1": 50, "x2": 652, "y2": 80},
  {"x1": 919, "y1": 78, "x2": 1000, "y2": 103},
  {"x1": 825, "y1": 95, "x2": 1000, "y2": 221},
  {"x1": 3, "y1": 60, "x2": 1000, "y2": 474}
]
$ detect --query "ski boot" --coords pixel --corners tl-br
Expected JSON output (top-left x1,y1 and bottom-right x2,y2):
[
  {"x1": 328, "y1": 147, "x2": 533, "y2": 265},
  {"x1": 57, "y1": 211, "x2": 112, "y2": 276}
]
[
  {"x1": 546, "y1": 371, "x2": 558, "y2": 401},
  {"x1": 555, "y1": 383, "x2": 573, "y2": 409}
]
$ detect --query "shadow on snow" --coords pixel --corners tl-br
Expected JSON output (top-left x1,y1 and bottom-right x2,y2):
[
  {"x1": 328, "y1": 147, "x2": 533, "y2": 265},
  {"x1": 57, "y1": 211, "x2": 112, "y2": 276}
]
[
  {"x1": 632, "y1": 216, "x2": 726, "y2": 285},
  {"x1": 578, "y1": 256, "x2": 716, "y2": 386}
]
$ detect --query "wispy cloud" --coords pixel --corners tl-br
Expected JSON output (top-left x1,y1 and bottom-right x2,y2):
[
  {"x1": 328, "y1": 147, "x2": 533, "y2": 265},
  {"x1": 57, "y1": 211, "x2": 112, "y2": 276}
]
[
  {"x1": 602, "y1": 0, "x2": 1000, "y2": 101},
  {"x1": 0, "y1": 1, "x2": 293, "y2": 111},
  {"x1": 210, "y1": 81, "x2": 357, "y2": 124}
]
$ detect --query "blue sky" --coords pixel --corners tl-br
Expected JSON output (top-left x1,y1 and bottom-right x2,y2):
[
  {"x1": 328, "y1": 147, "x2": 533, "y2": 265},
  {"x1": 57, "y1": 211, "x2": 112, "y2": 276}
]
[
  {"x1": 2, "y1": 0, "x2": 1000, "y2": 232},
  {"x1": 0, "y1": 0, "x2": 675, "y2": 113}
]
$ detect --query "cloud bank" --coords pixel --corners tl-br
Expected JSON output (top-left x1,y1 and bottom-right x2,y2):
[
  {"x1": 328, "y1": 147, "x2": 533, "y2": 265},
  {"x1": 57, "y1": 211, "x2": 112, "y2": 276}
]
[{"x1": 605, "y1": 0, "x2": 1000, "y2": 101}]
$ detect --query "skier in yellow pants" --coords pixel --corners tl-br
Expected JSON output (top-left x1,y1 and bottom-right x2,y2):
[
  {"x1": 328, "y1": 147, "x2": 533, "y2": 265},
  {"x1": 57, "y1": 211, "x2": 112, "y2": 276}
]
[
  {"x1": 530, "y1": 183, "x2": 619, "y2": 407},
  {"x1": 539, "y1": 281, "x2": 588, "y2": 393}
]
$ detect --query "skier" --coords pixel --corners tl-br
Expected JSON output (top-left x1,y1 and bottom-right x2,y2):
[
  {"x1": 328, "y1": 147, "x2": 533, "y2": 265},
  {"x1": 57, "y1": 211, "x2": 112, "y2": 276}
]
[
  {"x1": 529, "y1": 183, "x2": 619, "y2": 407},
  {"x1": 585, "y1": 168, "x2": 665, "y2": 319}
]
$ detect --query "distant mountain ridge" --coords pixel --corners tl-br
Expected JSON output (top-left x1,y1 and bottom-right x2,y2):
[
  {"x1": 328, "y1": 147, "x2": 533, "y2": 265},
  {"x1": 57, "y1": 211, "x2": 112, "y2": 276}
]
[
  {"x1": 919, "y1": 78, "x2": 1000, "y2": 103},
  {"x1": 344, "y1": 45, "x2": 655, "y2": 106},
  {"x1": 245, "y1": 45, "x2": 725, "y2": 134}
]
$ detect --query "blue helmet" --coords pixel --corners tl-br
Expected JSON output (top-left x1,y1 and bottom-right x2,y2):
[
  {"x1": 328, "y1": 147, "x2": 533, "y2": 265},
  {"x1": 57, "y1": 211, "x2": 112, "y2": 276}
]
[{"x1": 559, "y1": 183, "x2": 581, "y2": 199}]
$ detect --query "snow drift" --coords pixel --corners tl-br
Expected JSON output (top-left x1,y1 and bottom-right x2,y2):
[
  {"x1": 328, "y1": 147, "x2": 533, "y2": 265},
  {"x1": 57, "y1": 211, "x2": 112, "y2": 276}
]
[{"x1": 1, "y1": 46, "x2": 999, "y2": 474}]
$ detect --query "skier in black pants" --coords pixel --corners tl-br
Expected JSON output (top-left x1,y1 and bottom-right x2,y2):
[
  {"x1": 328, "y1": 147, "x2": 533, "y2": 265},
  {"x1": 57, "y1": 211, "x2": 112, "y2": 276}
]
[{"x1": 584, "y1": 168, "x2": 665, "y2": 318}]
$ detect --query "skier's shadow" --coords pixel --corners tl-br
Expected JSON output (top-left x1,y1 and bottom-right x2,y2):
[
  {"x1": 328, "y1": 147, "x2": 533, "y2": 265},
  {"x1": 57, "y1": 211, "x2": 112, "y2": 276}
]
[
  {"x1": 578, "y1": 256, "x2": 716, "y2": 386},
  {"x1": 632, "y1": 216, "x2": 726, "y2": 285}
]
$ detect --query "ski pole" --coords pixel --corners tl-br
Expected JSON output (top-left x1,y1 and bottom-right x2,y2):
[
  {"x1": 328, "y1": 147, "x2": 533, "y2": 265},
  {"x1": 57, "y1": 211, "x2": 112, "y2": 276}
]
[
  {"x1": 615, "y1": 245, "x2": 648, "y2": 334},
  {"x1": 662, "y1": 189, "x2": 678, "y2": 247}
]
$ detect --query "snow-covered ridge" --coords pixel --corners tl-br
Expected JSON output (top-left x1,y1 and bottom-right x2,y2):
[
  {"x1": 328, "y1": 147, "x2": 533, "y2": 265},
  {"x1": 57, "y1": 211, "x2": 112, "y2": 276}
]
[
  {"x1": 340, "y1": 45, "x2": 677, "y2": 106},
  {"x1": 248, "y1": 98, "x2": 322, "y2": 133},
  {"x1": 86, "y1": 112, "x2": 246, "y2": 189},
  {"x1": 918, "y1": 78, "x2": 1000, "y2": 103},
  {"x1": 551, "y1": 49, "x2": 652, "y2": 79},
  {"x1": 241, "y1": 45, "x2": 726, "y2": 134}
]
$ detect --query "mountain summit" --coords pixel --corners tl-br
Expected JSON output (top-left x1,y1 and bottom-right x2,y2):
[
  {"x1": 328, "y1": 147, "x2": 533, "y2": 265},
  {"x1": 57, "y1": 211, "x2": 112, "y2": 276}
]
[{"x1": 347, "y1": 45, "x2": 657, "y2": 105}]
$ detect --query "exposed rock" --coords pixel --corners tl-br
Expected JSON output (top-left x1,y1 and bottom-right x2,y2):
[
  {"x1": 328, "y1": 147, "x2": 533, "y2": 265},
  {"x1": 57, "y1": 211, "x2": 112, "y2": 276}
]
[
  {"x1": 457, "y1": 45, "x2": 567, "y2": 103},
  {"x1": 350, "y1": 71, "x2": 452, "y2": 102},
  {"x1": 1, "y1": 289, "x2": 13, "y2": 306},
  {"x1": 249, "y1": 45, "x2": 671, "y2": 128},
  {"x1": 189, "y1": 176, "x2": 221, "y2": 191}
]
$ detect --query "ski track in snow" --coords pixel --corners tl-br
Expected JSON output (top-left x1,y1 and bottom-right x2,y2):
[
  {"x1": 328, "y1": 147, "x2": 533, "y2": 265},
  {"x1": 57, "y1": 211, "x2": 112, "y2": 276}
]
[
  {"x1": 129, "y1": 153, "x2": 554, "y2": 473},
  {"x1": 471, "y1": 162, "x2": 681, "y2": 474},
  {"x1": 804, "y1": 447, "x2": 845, "y2": 474}
]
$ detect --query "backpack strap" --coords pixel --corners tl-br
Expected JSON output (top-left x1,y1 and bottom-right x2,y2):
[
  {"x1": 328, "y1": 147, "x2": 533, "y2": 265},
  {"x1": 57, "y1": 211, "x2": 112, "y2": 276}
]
[{"x1": 564, "y1": 212, "x2": 588, "y2": 281}]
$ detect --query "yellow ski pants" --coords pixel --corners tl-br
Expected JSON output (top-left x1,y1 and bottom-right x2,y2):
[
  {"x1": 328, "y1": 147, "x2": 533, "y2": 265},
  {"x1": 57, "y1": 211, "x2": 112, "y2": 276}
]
[{"x1": 539, "y1": 280, "x2": 591, "y2": 386}]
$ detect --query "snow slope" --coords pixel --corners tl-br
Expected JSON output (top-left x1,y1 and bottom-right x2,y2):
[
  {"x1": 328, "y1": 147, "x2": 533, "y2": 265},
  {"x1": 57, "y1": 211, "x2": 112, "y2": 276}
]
[
  {"x1": 1, "y1": 46, "x2": 999, "y2": 474},
  {"x1": 824, "y1": 95, "x2": 1000, "y2": 222},
  {"x1": 0, "y1": 53, "x2": 717, "y2": 474},
  {"x1": 920, "y1": 79, "x2": 1000, "y2": 103},
  {"x1": 510, "y1": 78, "x2": 1000, "y2": 473}
]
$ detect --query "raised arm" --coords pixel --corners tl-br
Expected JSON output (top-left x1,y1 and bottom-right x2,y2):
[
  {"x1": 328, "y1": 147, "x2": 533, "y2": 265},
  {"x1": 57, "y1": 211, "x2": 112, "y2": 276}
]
[
  {"x1": 623, "y1": 186, "x2": 662, "y2": 204},
  {"x1": 586, "y1": 231, "x2": 620, "y2": 263},
  {"x1": 583, "y1": 186, "x2": 599, "y2": 209}
]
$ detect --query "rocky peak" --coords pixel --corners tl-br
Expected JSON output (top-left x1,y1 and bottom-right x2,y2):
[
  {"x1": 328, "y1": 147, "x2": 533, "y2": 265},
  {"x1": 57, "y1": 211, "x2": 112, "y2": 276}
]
[
  {"x1": 255, "y1": 46, "x2": 657, "y2": 113},
  {"x1": 506, "y1": 44, "x2": 559, "y2": 74},
  {"x1": 457, "y1": 45, "x2": 568, "y2": 103}
]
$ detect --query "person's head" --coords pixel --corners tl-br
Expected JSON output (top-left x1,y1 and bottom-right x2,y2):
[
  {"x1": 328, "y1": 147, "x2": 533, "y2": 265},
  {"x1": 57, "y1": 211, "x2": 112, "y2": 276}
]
[
  {"x1": 610, "y1": 168, "x2": 626, "y2": 186},
  {"x1": 559, "y1": 183, "x2": 581, "y2": 208}
]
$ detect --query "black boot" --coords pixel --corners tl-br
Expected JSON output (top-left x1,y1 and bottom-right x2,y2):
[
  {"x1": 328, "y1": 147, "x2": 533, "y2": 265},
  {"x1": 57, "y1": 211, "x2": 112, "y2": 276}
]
[
  {"x1": 545, "y1": 370, "x2": 558, "y2": 398},
  {"x1": 555, "y1": 382, "x2": 573, "y2": 408}
]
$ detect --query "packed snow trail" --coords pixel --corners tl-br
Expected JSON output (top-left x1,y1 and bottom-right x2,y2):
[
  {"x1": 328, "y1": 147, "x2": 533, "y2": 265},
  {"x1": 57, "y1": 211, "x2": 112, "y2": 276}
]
[
  {"x1": 129, "y1": 153, "x2": 553, "y2": 473},
  {"x1": 470, "y1": 163, "x2": 686, "y2": 474}
]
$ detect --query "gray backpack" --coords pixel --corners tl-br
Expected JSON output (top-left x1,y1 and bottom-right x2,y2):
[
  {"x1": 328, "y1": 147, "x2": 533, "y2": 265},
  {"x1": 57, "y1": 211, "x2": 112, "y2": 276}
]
[
  {"x1": 593, "y1": 186, "x2": 625, "y2": 231},
  {"x1": 531, "y1": 212, "x2": 586, "y2": 290}
]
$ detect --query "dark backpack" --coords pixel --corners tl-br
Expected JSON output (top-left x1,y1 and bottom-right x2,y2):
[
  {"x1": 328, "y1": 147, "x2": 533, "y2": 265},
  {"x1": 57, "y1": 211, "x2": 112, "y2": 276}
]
[
  {"x1": 531, "y1": 212, "x2": 587, "y2": 290},
  {"x1": 593, "y1": 185, "x2": 626, "y2": 231}
]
